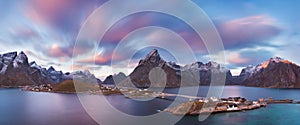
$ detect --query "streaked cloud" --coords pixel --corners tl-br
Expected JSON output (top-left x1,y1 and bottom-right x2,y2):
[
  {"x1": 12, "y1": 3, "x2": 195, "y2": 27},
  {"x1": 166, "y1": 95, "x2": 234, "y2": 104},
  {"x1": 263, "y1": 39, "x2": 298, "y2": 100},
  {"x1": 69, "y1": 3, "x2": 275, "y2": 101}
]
[
  {"x1": 0, "y1": 0, "x2": 298, "y2": 78},
  {"x1": 46, "y1": 44, "x2": 73, "y2": 58},
  {"x1": 218, "y1": 15, "x2": 281, "y2": 49},
  {"x1": 227, "y1": 52, "x2": 250, "y2": 64}
]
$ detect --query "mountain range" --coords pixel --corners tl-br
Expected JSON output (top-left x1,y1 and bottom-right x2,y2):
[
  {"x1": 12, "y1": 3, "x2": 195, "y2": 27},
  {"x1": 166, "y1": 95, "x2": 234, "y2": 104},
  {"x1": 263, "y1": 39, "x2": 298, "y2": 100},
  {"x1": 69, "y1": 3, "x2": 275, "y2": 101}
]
[
  {"x1": 0, "y1": 51, "x2": 100, "y2": 87},
  {"x1": 115, "y1": 49, "x2": 300, "y2": 88},
  {"x1": 1, "y1": 50, "x2": 300, "y2": 88},
  {"x1": 240, "y1": 57, "x2": 300, "y2": 88}
]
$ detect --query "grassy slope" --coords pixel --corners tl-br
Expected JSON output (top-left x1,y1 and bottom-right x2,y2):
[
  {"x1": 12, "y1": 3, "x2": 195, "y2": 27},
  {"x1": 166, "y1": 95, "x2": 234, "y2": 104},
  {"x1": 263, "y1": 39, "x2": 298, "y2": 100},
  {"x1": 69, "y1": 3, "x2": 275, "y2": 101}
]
[{"x1": 52, "y1": 80, "x2": 99, "y2": 93}]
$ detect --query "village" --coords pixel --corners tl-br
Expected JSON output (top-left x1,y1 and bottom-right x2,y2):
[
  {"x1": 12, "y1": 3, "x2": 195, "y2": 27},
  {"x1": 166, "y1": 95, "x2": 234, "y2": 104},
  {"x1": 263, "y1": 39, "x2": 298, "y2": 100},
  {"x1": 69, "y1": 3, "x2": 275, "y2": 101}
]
[
  {"x1": 22, "y1": 84, "x2": 53, "y2": 92},
  {"x1": 163, "y1": 96, "x2": 269, "y2": 115}
]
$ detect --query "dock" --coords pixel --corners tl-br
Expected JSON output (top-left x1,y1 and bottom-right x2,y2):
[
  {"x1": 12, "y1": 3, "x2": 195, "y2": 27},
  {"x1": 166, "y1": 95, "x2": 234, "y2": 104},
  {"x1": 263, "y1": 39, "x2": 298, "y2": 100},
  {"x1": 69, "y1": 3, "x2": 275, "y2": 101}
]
[{"x1": 265, "y1": 98, "x2": 293, "y2": 104}]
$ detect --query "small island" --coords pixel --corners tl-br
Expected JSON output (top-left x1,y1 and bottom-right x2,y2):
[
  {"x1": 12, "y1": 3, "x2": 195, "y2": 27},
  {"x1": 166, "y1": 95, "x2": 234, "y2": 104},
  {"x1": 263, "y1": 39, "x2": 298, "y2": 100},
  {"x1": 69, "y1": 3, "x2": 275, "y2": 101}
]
[
  {"x1": 163, "y1": 96, "x2": 296, "y2": 115},
  {"x1": 163, "y1": 97, "x2": 267, "y2": 115}
]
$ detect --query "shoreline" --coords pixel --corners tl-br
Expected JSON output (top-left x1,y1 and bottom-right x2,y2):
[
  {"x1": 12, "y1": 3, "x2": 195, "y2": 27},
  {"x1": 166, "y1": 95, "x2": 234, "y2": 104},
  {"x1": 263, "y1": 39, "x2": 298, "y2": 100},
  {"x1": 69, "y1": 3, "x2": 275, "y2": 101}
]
[
  {"x1": 3, "y1": 84, "x2": 300, "y2": 90},
  {"x1": 2, "y1": 86, "x2": 300, "y2": 116},
  {"x1": 1, "y1": 86, "x2": 300, "y2": 104}
]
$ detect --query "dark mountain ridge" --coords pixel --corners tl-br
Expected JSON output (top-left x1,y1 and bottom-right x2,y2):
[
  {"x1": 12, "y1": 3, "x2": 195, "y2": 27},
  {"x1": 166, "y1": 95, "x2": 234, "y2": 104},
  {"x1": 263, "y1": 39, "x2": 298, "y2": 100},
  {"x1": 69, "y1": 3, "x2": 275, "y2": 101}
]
[
  {"x1": 0, "y1": 51, "x2": 101, "y2": 87},
  {"x1": 1, "y1": 50, "x2": 299, "y2": 88},
  {"x1": 240, "y1": 57, "x2": 300, "y2": 88}
]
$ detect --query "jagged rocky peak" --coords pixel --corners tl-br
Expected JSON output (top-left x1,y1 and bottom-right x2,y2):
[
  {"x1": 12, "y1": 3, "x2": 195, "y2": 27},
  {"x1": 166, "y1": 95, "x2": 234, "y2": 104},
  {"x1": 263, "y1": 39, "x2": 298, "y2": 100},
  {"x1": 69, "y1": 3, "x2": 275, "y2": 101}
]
[
  {"x1": 2, "y1": 51, "x2": 17, "y2": 64},
  {"x1": 139, "y1": 49, "x2": 164, "y2": 65},
  {"x1": 182, "y1": 61, "x2": 204, "y2": 71},
  {"x1": 167, "y1": 61, "x2": 181, "y2": 70},
  {"x1": 102, "y1": 72, "x2": 127, "y2": 85},
  {"x1": 269, "y1": 57, "x2": 293, "y2": 64},
  {"x1": 28, "y1": 61, "x2": 42, "y2": 73},
  {"x1": 71, "y1": 70, "x2": 93, "y2": 76},
  {"x1": 190, "y1": 61, "x2": 204, "y2": 67},
  {"x1": 206, "y1": 61, "x2": 220, "y2": 68},
  {"x1": 16, "y1": 51, "x2": 28, "y2": 61},
  {"x1": 245, "y1": 65, "x2": 255, "y2": 70},
  {"x1": 68, "y1": 70, "x2": 100, "y2": 84},
  {"x1": 194, "y1": 61, "x2": 204, "y2": 65},
  {"x1": 265, "y1": 57, "x2": 292, "y2": 64},
  {"x1": 240, "y1": 65, "x2": 255, "y2": 75},
  {"x1": 270, "y1": 57, "x2": 284, "y2": 62},
  {"x1": 240, "y1": 57, "x2": 300, "y2": 88},
  {"x1": 146, "y1": 49, "x2": 160, "y2": 59},
  {"x1": 2, "y1": 51, "x2": 17, "y2": 58},
  {"x1": 0, "y1": 51, "x2": 103, "y2": 86},
  {"x1": 29, "y1": 61, "x2": 36, "y2": 66},
  {"x1": 183, "y1": 61, "x2": 226, "y2": 71},
  {"x1": 120, "y1": 49, "x2": 181, "y2": 88},
  {"x1": 48, "y1": 66, "x2": 56, "y2": 72},
  {"x1": 241, "y1": 57, "x2": 292, "y2": 75},
  {"x1": 251, "y1": 57, "x2": 293, "y2": 72},
  {"x1": 13, "y1": 51, "x2": 29, "y2": 67},
  {"x1": 69, "y1": 70, "x2": 95, "y2": 79},
  {"x1": 116, "y1": 72, "x2": 126, "y2": 76}
]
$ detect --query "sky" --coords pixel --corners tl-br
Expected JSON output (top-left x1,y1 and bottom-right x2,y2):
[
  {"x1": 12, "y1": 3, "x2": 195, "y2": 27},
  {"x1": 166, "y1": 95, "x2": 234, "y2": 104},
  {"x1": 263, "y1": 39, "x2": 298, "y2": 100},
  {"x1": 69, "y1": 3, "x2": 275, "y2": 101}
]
[{"x1": 0, "y1": 0, "x2": 299, "y2": 79}]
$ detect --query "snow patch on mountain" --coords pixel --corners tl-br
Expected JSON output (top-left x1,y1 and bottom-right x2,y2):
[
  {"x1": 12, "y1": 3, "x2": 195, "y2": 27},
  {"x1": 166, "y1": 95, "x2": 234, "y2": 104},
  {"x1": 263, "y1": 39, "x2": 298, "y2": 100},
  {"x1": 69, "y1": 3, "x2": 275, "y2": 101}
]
[{"x1": 29, "y1": 61, "x2": 42, "y2": 70}]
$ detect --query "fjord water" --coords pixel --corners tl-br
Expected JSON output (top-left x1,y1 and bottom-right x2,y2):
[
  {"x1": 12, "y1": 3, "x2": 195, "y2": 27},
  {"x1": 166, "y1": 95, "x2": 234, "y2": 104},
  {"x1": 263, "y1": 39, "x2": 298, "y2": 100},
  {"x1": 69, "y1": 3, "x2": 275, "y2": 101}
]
[
  {"x1": 0, "y1": 89, "x2": 98, "y2": 125},
  {"x1": 1, "y1": 86, "x2": 300, "y2": 125}
]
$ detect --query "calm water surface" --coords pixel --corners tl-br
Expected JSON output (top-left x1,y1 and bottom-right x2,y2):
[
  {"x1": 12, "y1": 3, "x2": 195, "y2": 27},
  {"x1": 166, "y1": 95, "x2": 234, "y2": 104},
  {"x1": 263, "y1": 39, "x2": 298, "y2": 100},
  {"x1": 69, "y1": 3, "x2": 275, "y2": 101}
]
[{"x1": 1, "y1": 86, "x2": 300, "y2": 125}]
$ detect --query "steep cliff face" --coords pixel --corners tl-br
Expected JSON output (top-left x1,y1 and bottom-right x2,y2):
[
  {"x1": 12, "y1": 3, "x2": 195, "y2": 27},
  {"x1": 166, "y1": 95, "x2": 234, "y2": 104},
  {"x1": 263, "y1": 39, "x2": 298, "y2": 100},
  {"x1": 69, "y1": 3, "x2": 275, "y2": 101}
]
[
  {"x1": 0, "y1": 51, "x2": 49, "y2": 86},
  {"x1": 120, "y1": 49, "x2": 181, "y2": 88},
  {"x1": 241, "y1": 57, "x2": 300, "y2": 88}
]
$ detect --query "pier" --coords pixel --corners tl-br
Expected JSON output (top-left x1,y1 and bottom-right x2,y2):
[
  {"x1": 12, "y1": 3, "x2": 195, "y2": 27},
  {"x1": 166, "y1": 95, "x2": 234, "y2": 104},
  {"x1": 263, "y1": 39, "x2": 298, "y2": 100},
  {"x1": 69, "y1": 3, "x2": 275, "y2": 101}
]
[{"x1": 157, "y1": 93, "x2": 205, "y2": 100}]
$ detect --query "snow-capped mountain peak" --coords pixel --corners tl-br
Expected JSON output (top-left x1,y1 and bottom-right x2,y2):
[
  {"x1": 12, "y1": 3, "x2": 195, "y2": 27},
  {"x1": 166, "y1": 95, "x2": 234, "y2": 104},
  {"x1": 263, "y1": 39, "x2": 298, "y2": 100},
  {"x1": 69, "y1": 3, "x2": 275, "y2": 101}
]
[
  {"x1": 183, "y1": 61, "x2": 227, "y2": 71},
  {"x1": 2, "y1": 52, "x2": 17, "y2": 65},
  {"x1": 13, "y1": 51, "x2": 28, "y2": 68},
  {"x1": 167, "y1": 61, "x2": 181, "y2": 70},
  {"x1": 269, "y1": 57, "x2": 284, "y2": 63},
  {"x1": 146, "y1": 49, "x2": 159, "y2": 59},
  {"x1": 48, "y1": 66, "x2": 56, "y2": 72},
  {"x1": 29, "y1": 61, "x2": 42, "y2": 70},
  {"x1": 207, "y1": 61, "x2": 220, "y2": 68},
  {"x1": 240, "y1": 57, "x2": 295, "y2": 78}
]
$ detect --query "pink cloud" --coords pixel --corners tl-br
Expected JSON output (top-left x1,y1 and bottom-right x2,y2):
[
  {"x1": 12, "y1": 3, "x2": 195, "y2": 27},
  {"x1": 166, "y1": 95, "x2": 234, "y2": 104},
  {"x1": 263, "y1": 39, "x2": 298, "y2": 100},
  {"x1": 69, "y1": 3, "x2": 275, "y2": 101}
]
[
  {"x1": 45, "y1": 40, "x2": 94, "y2": 55},
  {"x1": 77, "y1": 53, "x2": 112, "y2": 65},
  {"x1": 47, "y1": 44, "x2": 72, "y2": 58},
  {"x1": 177, "y1": 15, "x2": 281, "y2": 52},
  {"x1": 76, "y1": 51, "x2": 127, "y2": 65},
  {"x1": 41, "y1": 13, "x2": 282, "y2": 66},
  {"x1": 219, "y1": 15, "x2": 281, "y2": 47},
  {"x1": 25, "y1": 0, "x2": 75, "y2": 25},
  {"x1": 24, "y1": 0, "x2": 102, "y2": 31},
  {"x1": 227, "y1": 52, "x2": 250, "y2": 64},
  {"x1": 71, "y1": 64, "x2": 101, "y2": 71},
  {"x1": 102, "y1": 13, "x2": 154, "y2": 43}
]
